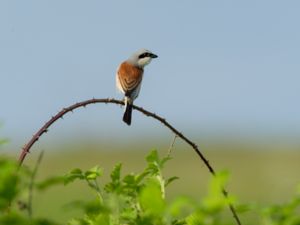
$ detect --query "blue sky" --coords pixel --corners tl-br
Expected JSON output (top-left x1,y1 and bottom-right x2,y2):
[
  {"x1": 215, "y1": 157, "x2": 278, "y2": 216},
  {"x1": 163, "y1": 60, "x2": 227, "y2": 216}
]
[{"x1": 1, "y1": 1, "x2": 300, "y2": 147}]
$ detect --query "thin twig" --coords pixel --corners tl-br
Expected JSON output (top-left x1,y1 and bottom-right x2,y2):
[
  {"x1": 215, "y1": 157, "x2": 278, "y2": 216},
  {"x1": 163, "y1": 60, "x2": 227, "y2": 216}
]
[
  {"x1": 28, "y1": 151, "x2": 44, "y2": 218},
  {"x1": 167, "y1": 135, "x2": 177, "y2": 157},
  {"x1": 17, "y1": 98, "x2": 241, "y2": 225}
]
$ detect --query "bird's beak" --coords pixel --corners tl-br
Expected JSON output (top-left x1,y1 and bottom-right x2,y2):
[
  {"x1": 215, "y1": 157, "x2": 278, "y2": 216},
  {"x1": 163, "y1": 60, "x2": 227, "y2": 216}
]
[{"x1": 150, "y1": 53, "x2": 158, "y2": 58}]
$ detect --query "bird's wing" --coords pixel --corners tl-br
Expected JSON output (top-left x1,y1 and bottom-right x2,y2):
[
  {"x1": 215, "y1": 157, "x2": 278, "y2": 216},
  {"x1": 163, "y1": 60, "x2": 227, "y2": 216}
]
[{"x1": 117, "y1": 62, "x2": 144, "y2": 96}]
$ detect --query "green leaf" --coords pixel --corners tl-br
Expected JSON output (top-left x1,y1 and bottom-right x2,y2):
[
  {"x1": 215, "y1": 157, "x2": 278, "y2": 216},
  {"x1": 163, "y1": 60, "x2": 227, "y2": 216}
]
[
  {"x1": 186, "y1": 212, "x2": 205, "y2": 225},
  {"x1": 146, "y1": 163, "x2": 160, "y2": 175},
  {"x1": 145, "y1": 150, "x2": 171, "y2": 176},
  {"x1": 0, "y1": 158, "x2": 19, "y2": 210},
  {"x1": 111, "y1": 163, "x2": 122, "y2": 182},
  {"x1": 105, "y1": 163, "x2": 122, "y2": 194},
  {"x1": 64, "y1": 168, "x2": 84, "y2": 185},
  {"x1": 84, "y1": 166, "x2": 102, "y2": 180},
  {"x1": 135, "y1": 170, "x2": 149, "y2": 184},
  {"x1": 139, "y1": 178, "x2": 165, "y2": 216},
  {"x1": 36, "y1": 176, "x2": 65, "y2": 190},
  {"x1": 165, "y1": 176, "x2": 179, "y2": 187},
  {"x1": 122, "y1": 174, "x2": 140, "y2": 197},
  {"x1": 145, "y1": 150, "x2": 160, "y2": 175},
  {"x1": 146, "y1": 150, "x2": 159, "y2": 164},
  {"x1": 123, "y1": 174, "x2": 136, "y2": 186}
]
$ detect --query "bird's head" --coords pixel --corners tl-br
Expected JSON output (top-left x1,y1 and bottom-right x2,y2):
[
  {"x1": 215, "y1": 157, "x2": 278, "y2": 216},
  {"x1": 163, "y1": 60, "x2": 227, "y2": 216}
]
[{"x1": 128, "y1": 49, "x2": 158, "y2": 68}]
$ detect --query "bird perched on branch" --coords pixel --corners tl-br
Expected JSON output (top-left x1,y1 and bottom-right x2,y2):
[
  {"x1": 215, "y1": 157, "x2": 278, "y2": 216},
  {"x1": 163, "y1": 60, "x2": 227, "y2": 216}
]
[{"x1": 116, "y1": 49, "x2": 158, "y2": 125}]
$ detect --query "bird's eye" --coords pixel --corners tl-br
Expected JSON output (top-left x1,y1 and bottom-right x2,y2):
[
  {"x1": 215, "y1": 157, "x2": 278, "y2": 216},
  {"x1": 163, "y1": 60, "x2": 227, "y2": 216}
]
[{"x1": 139, "y1": 53, "x2": 148, "y2": 59}]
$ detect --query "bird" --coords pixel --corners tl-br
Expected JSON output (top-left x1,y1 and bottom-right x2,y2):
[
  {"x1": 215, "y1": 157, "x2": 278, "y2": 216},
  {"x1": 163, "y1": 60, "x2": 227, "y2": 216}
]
[{"x1": 116, "y1": 49, "x2": 158, "y2": 125}]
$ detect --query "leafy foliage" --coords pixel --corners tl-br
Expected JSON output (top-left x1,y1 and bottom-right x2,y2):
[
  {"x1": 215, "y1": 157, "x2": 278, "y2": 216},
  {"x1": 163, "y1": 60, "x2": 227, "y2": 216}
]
[
  {"x1": 1, "y1": 148, "x2": 300, "y2": 224},
  {"x1": 0, "y1": 157, "x2": 59, "y2": 225},
  {"x1": 0, "y1": 158, "x2": 20, "y2": 211},
  {"x1": 261, "y1": 184, "x2": 300, "y2": 225}
]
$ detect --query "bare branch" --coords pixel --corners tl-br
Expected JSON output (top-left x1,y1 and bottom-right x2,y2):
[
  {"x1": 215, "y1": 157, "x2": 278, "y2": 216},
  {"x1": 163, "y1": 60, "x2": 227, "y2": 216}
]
[
  {"x1": 18, "y1": 98, "x2": 241, "y2": 225},
  {"x1": 167, "y1": 135, "x2": 177, "y2": 157}
]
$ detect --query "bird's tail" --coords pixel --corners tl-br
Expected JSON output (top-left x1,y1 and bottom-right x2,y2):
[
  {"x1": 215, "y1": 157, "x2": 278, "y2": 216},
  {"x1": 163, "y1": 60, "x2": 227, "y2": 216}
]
[{"x1": 123, "y1": 98, "x2": 133, "y2": 126}]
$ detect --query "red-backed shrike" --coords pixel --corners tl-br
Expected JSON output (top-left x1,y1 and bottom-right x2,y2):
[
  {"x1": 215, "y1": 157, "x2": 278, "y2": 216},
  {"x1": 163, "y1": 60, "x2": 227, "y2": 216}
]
[{"x1": 116, "y1": 49, "x2": 158, "y2": 125}]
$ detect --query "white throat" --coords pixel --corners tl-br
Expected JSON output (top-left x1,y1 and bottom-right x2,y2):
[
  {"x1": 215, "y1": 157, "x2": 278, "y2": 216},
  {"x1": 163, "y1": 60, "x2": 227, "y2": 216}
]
[{"x1": 137, "y1": 57, "x2": 152, "y2": 68}]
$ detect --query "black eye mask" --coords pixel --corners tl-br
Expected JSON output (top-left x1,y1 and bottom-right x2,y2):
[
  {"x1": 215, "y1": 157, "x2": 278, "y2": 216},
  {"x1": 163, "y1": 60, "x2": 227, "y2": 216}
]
[{"x1": 138, "y1": 52, "x2": 158, "y2": 59}]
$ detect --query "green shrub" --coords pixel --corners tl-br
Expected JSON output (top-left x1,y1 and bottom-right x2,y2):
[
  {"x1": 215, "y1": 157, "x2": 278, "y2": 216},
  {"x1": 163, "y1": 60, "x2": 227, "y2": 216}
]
[{"x1": 1, "y1": 149, "x2": 300, "y2": 225}]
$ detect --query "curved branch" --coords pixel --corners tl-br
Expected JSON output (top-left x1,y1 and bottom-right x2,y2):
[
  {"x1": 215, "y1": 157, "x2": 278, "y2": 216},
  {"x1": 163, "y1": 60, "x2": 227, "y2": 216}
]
[{"x1": 18, "y1": 98, "x2": 241, "y2": 225}]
